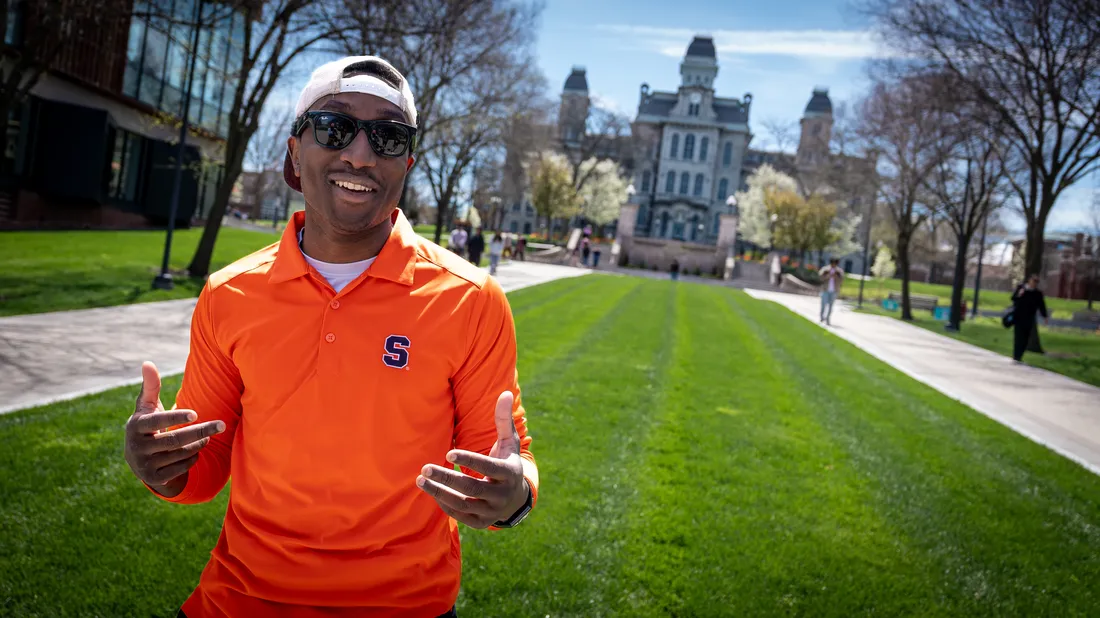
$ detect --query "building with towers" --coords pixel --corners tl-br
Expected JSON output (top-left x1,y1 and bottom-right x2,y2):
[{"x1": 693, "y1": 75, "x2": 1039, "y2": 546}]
[
  {"x1": 499, "y1": 65, "x2": 631, "y2": 236},
  {"x1": 628, "y1": 35, "x2": 753, "y2": 244}
]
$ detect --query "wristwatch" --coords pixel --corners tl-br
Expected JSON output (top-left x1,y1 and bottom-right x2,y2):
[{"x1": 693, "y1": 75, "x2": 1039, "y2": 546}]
[{"x1": 493, "y1": 481, "x2": 533, "y2": 529}]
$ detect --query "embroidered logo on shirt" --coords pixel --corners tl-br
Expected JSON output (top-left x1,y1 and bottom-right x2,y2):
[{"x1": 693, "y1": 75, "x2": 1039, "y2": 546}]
[{"x1": 382, "y1": 335, "x2": 411, "y2": 369}]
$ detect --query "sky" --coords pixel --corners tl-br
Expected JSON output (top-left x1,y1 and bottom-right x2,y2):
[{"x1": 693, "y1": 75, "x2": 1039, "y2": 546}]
[{"x1": 531, "y1": 0, "x2": 1098, "y2": 234}]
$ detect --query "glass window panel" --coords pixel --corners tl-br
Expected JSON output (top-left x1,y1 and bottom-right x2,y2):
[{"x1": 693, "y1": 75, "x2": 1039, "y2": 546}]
[
  {"x1": 140, "y1": 75, "x2": 163, "y2": 108},
  {"x1": 669, "y1": 134, "x2": 678, "y2": 159},
  {"x1": 693, "y1": 174, "x2": 703, "y2": 196},
  {"x1": 700, "y1": 137, "x2": 708, "y2": 162},
  {"x1": 679, "y1": 172, "x2": 689, "y2": 195},
  {"x1": 218, "y1": 112, "x2": 229, "y2": 137},
  {"x1": 123, "y1": 63, "x2": 141, "y2": 98},
  {"x1": 127, "y1": 16, "x2": 146, "y2": 64},
  {"x1": 162, "y1": 84, "x2": 182, "y2": 118},
  {"x1": 665, "y1": 171, "x2": 675, "y2": 193}
]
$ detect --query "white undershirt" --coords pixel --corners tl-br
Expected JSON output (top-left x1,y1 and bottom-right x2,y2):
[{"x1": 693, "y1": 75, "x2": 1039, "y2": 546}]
[{"x1": 298, "y1": 229, "x2": 376, "y2": 293}]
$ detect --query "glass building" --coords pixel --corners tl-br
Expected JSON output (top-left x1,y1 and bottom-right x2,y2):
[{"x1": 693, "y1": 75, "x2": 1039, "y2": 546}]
[{"x1": 2, "y1": 0, "x2": 246, "y2": 228}]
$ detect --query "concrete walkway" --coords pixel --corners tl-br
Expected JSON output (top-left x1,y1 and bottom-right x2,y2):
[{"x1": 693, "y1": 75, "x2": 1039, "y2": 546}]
[
  {"x1": 0, "y1": 261, "x2": 586, "y2": 415},
  {"x1": 746, "y1": 289, "x2": 1100, "y2": 475}
]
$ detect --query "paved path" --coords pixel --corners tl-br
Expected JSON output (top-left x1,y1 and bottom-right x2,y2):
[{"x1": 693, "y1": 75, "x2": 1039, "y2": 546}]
[
  {"x1": 0, "y1": 261, "x2": 586, "y2": 415},
  {"x1": 746, "y1": 289, "x2": 1100, "y2": 475}
]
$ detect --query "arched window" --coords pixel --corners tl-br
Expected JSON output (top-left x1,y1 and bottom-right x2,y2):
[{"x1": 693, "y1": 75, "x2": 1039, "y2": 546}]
[
  {"x1": 641, "y1": 170, "x2": 651, "y2": 193},
  {"x1": 723, "y1": 142, "x2": 732, "y2": 167},
  {"x1": 713, "y1": 211, "x2": 720, "y2": 233},
  {"x1": 700, "y1": 137, "x2": 709, "y2": 162},
  {"x1": 683, "y1": 134, "x2": 695, "y2": 160},
  {"x1": 690, "y1": 214, "x2": 700, "y2": 241},
  {"x1": 693, "y1": 174, "x2": 704, "y2": 196},
  {"x1": 717, "y1": 178, "x2": 729, "y2": 200},
  {"x1": 659, "y1": 211, "x2": 670, "y2": 237},
  {"x1": 670, "y1": 133, "x2": 680, "y2": 159},
  {"x1": 665, "y1": 171, "x2": 675, "y2": 193},
  {"x1": 679, "y1": 172, "x2": 690, "y2": 195}
]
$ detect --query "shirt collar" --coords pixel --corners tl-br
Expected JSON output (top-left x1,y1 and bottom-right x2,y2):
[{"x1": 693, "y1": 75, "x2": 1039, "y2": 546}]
[{"x1": 268, "y1": 209, "x2": 418, "y2": 286}]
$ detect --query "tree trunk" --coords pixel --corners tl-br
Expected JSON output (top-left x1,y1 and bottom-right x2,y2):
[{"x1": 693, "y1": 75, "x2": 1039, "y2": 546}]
[
  {"x1": 1023, "y1": 206, "x2": 1051, "y2": 278},
  {"x1": 188, "y1": 122, "x2": 249, "y2": 278},
  {"x1": 898, "y1": 233, "x2": 913, "y2": 321},
  {"x1": 948, "y1": 231, "x2": 971, "y2": 331},
  {"x1": 187, "y1": 161, "x2": 240, "y2": 278}
]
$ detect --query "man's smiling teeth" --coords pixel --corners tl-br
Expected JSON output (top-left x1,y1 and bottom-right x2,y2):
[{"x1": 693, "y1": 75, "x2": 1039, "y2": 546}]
[{"x1": 335, "y1": 180, "x2": 373, "y2": 192}]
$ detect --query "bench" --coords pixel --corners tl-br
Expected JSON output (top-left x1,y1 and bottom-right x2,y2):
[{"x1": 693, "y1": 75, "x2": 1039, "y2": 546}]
[{"x1": 887, "y1": 291, "x2": 939, "y2": 311}]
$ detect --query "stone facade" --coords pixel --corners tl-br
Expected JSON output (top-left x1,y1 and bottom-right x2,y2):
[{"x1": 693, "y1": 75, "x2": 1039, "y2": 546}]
[{"x1": 629, "y1": 36, "x2": 752, "y2": 246}]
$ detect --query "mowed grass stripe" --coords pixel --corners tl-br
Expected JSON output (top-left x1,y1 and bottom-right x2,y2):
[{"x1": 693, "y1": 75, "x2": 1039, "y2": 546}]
[
  {"x1": 724, "y1": 291, "x2": 1100, "y2": 615},
  {"x1": 614, "y1": 285, "x2": 920, "y2": 616},
  {"x1": 457, "y1": 280, "x2": 678, "y2": 616},
  {"x1": 506, "y1": 273, "x2": 603, "y2": 317}
]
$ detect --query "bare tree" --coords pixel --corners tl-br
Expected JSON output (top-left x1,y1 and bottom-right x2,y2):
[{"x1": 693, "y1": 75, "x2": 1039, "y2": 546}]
[
  {"x1": 187, "y1": 0, "x2": 355, "y2": 278},
  {"x1": 924, "y1": 105, "x2": 1010, "y2": 330},
  {"x1": 561, "y1": 105, "x2": 630, "y2": 192},
  {"x1": 325, "y1": 0, "x2": 542, "y2": 243},
  {"x1": 865, "y1": 0, "x2": 1100, "y2": 279},
  {"x1": 760, "y1": 117, "x2": 799, "y2": 154},
  {"x1": 420, "y1": 54, "x2": 545, "y2": 243},
  {"x1": 856, "y1": 72, "x2": 947, "y2": 320},
  {"x1": 243, "y1": 104, "x2": 295, "y2": 221}
]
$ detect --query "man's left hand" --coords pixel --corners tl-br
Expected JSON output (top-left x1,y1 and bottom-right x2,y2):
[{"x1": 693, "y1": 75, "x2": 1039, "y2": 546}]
[{"x1": 417, "y1": 391, "x2": 528, "y2": 529}]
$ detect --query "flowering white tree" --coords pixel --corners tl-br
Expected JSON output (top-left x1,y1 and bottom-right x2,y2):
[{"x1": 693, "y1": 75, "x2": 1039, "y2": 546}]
[
  {"x1": 871, "y1": 245, "x2": 896, "y2": 281},
  {"x1": 578, "y1": 159, "x2": 629, "y2": 226},
  {"x1": 735, "y1": 164, "x2": 798, "y2": 248},
  {"x1": 826, "y1": 214, "x2": 863, "y2": 258}
]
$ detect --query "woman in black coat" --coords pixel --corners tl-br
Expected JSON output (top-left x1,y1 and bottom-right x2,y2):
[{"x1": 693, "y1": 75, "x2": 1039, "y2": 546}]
[{"x1": 1010, "y1": 274, "x2": 1049, "y2": 362}]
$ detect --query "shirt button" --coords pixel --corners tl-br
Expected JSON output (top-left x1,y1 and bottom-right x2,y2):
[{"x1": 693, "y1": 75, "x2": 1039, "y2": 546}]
[
  {"x1": 330, "y1": 300, "x2": 340, "y2": 309},
  {"x1": 325, "y1": 333, "x2": 336, "y2": 343}
]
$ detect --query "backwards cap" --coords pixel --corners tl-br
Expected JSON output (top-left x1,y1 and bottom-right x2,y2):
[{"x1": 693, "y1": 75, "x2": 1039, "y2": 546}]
[{"x1": 284, "y1": 56, "x2": 417, "y2": 192}]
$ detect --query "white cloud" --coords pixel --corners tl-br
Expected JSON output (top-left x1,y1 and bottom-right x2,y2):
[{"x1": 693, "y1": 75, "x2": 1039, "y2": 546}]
[{"x1": 598, "y1": 25, "x2": 893, "y2": 60}]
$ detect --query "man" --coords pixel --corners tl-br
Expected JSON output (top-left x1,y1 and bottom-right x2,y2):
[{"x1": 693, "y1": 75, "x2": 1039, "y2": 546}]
[
  {"x1": 449, "y1": 225, "x2": 468, "y2": 259},
  {"x1": 819, "y1": 258, "x2": 844, "y2": 325},
  {"x1": 466, "y1": 227, "x2": 485, "y2": 267},
  {"x1": 123, "y1": 56, "x2": 537, "y2": 618},
  {"x1": 1010, "y1": 273, "x2": 1049, "y2": 362}
]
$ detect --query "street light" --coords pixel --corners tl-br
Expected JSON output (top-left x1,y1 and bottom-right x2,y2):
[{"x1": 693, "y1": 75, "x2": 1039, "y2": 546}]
[
  {"x1": 626, "y1": 184, "x2": 636, "y2": 199},
  {"x1": 725, "y1": 194, "x2": 737, "y2": 213}
]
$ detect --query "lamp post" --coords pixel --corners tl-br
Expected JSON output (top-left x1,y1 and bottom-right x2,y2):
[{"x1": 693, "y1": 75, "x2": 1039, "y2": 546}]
[
  {"x1": 153, "y1": 0, "x2": 204, "y2": 290},
  {"x1": 857, "y1": 196, "x2": 875, "y2": 309}
]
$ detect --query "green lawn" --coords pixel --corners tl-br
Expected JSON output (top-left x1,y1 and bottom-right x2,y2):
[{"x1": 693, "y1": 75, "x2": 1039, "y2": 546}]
[
  {"x1": 3, "y1": 276, "x2": 1100, "y2": 616},
  {"x1": 862, "y1": 304, "x2": 1100, "y2": 388},
  {"x1": 0, "y1": 228, "x2": 280, "y2": 317},
  {"x1": 843, "y1": 277, "x2": 1089, "y2": 320}
]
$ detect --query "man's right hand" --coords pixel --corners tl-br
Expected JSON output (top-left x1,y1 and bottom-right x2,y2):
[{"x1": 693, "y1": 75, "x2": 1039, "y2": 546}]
[{"x1": 124, "y1": 361, "x2": 224, "y2": 498}]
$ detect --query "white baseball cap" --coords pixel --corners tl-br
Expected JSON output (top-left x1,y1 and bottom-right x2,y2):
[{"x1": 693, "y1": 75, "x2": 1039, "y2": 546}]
[{"x1": 284, "y1": 56, "x2": 417, "y2": 192}]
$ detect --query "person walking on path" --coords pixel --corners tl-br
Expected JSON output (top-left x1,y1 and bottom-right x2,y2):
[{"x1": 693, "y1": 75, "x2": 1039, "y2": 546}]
[
  {"x1": 449, "y1": 225, "x2": 468, "y2": 259},
  {"x1": 467, "y1": 227, "x2": 485, "y2": 266},
  {"x1": 122, "y1": 56, "x2": 537, "y2": 618},
  {"x1": 670, "y1": 259, "x2": 680, "y2": 281},
  {"x1": 1011, "y1": 273, "x2": 1049, "y2": 362},
  {"x1": 489, "y1": 231, "x2": 505, "y2": 276},
  {"x1": 581, "y1": 236, "x2": 591, "y2": 267},
  {"x1": 819, "y1": 258, "x2": 844, "y2": 325}
]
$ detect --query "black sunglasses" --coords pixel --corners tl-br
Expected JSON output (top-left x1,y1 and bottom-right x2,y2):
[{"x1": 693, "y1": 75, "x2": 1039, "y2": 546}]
[{"x1": 293, "y1": 111, "x2": 417, "y2": 158}]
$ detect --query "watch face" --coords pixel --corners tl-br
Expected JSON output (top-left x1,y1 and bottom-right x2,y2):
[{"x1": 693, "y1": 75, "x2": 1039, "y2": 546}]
[{"x1": 689, "y1": 92, "x2": 702, "y2": 104}]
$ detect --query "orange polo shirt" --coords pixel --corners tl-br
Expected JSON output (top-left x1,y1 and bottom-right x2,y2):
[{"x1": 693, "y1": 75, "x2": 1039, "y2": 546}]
[{"x1": 158, "y1": 209, "x2": 537, "y2": 617}]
